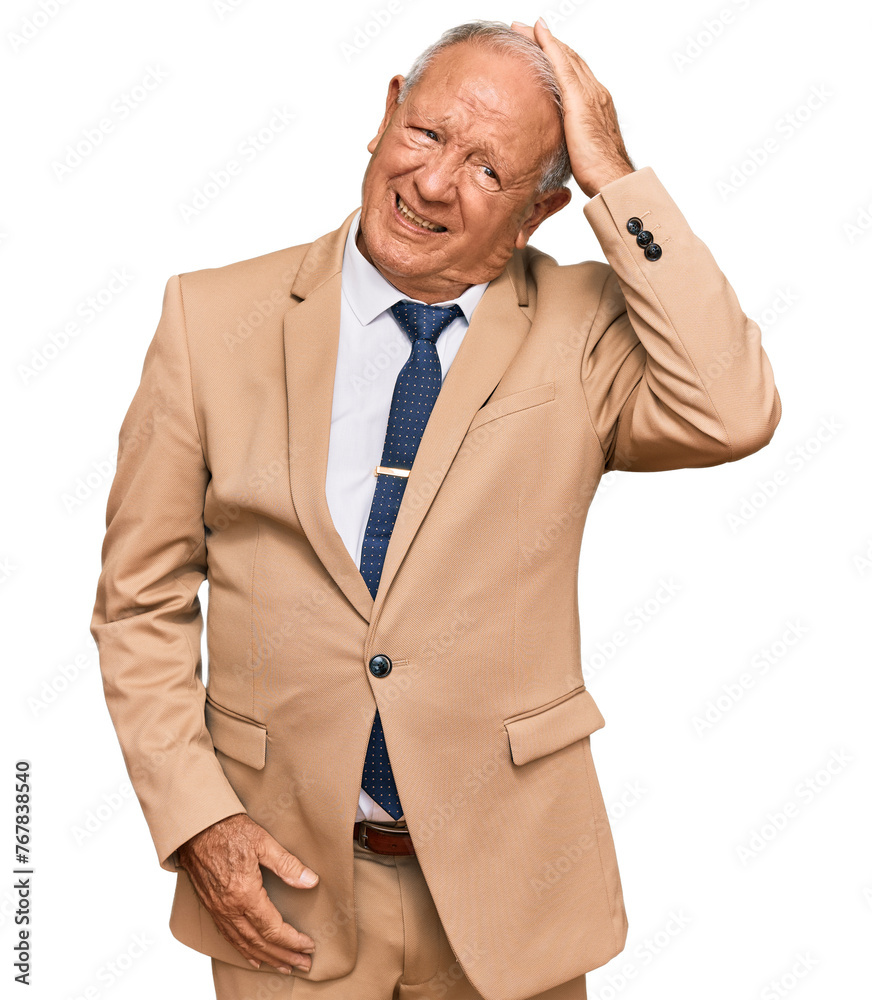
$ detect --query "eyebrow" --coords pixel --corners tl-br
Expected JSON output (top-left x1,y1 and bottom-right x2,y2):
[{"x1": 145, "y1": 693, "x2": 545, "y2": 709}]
[{"x1": 403, "y1": 101, "x2": 511, "y2": 177}]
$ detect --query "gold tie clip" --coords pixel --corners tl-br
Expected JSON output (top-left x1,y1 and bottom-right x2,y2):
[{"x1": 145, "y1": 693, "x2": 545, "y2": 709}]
[{"x1": 373, "y1": 465, "x2": 411, "y2": 478}]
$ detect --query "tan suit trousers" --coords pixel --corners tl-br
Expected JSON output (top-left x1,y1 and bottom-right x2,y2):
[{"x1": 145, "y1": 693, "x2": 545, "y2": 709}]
[{"x1": 211, "y1": 837, "x2": 588, "y2": 1000}]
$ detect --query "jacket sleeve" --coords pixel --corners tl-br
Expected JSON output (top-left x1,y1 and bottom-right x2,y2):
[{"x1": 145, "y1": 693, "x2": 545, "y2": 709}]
[
  {"x1": 89, "y1": 274, "x2": 247, "y2": 873},
  {"x1": 580, "y1": 166, "x2": 782, "y2": 473}
]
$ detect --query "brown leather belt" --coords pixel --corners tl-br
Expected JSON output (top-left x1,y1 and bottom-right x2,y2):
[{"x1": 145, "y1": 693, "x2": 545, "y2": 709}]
[{"x1": 353, "y1": 820, "x2": 416, "y2": 856}]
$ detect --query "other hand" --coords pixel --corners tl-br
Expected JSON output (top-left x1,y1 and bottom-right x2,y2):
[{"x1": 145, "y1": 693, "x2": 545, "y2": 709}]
[
  {"x1": 176, "y1": 812, "x2": 319, "y2": 974},
  {"x1": 511, "y1": 18, "x2": 634, "y2": 197}
]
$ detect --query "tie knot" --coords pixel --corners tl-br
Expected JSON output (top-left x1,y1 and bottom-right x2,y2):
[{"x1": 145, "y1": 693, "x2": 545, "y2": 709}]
[{"x1": 389, "y1": 299, "x2": 464, "y2": 343}]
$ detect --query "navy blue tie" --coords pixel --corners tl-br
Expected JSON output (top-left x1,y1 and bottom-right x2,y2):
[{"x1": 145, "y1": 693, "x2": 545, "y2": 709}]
[{"x1": 359, "y1": 298, "x2": 464, "y2": 819}]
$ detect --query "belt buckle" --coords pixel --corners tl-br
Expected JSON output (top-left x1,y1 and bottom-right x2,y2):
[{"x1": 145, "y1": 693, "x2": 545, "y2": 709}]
[{"x1": 357, "y1": 820, "x2": 407, "y2": 852}]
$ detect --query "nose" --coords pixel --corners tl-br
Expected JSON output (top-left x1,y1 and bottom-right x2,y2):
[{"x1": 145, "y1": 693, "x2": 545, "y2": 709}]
[{"x1": 413, "y1": 151, "x2": 456, "y2": 205}]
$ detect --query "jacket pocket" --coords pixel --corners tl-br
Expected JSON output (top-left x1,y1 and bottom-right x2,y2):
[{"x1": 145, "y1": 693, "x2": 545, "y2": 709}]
[
  {"x1": 204, "y1": 693, "x2": 268, "y2": 770},
  {"x1": 503, "y1": 685, "x2": 605, "y2": 766},
  {"x1": 467, "y1": 380, "x2": 555, "y2": 433}
]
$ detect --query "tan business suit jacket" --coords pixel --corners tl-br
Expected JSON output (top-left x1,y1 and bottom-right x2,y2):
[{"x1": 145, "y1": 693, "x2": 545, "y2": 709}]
[{"x1": 90, "y1": 166, "x2": 781, "y2": 1000}]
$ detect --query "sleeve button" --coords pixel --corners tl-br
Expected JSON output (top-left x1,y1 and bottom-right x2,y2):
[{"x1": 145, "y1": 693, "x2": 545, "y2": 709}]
[
  {"x1": 644, "y1": 242, "x2": 663, "y2": 261},
  {"x1": 626, "y1": 217, "x2": 643, "y2": 236}
]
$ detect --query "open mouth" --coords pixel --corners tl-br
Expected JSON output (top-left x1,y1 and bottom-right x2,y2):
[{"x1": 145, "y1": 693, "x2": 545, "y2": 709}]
[{"x1": 395, "y1": 193, "x2": 447, "y2": 232}]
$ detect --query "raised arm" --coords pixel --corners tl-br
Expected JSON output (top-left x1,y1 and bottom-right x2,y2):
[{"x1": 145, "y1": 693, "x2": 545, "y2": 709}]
[
  {"x1": 512, "y1": 17, "x2": 780, "y2": 472},
  {"x1": 581, "y1": 167, "x2": 781, "y2": 472}
]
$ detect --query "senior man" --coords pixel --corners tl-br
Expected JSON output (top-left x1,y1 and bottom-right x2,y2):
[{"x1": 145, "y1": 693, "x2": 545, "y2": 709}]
[{"x1": 90, "y1": 16, "x2": 781, "y2": 1000}]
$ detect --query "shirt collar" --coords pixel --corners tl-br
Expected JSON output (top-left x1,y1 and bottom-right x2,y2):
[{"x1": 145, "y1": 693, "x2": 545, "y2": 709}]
[{"x1": 341, "y1": 209, "x2": 491, "y2": 326}]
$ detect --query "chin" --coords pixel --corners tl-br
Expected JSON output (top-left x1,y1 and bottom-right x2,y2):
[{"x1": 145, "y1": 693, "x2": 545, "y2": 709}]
[
  {"x1": 374, "y1": 246, "x2": 428, "y2": 283},
  {"x1": 362, "y1": 227, "x2": 426, "y2": 280}
]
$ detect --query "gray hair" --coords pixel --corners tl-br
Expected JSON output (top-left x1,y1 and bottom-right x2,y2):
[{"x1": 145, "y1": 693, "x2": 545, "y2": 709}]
[{"x1": 396, "y1": 20, "x2": 572, "y2": 196}]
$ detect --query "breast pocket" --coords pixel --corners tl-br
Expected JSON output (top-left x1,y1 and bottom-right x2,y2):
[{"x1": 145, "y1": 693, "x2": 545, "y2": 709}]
[
  {"x1": 503, "y1": 685, "x2": 605, "y2": 766},
  {"x1": 467, "y1": 380, "x2": 555, "y2": 434}
]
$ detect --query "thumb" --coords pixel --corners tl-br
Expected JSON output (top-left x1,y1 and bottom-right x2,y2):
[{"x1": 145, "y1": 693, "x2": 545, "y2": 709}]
[{"x1": 255, "y1": 832, "x2": 319, "y2": 888}]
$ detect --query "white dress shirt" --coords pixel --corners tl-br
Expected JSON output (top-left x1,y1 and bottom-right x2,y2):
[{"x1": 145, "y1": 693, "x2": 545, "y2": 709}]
[{"x1": 326, "y1": 209, "x2": 491, "y2": 823}]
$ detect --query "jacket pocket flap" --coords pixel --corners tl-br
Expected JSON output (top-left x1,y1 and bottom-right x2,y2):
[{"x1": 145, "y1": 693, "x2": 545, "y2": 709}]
[
  {"x1": 205, "y1": 694, "x2": 267, "y2": 770},
  {"x1": 503, "y1": 686, "x2": 604, "y2": 766}
]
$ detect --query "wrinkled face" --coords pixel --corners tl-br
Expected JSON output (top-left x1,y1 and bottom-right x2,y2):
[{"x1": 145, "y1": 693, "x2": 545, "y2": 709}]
[{"x1": 357, "y1": 41, "x2": 570, "y2": 303}]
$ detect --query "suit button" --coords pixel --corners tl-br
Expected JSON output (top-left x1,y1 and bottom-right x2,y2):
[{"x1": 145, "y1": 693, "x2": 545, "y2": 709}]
[
  {"x1": 636, "y1": 230, "x2": 653, "y2": 247},
  {"x1": 644, "y1": 242, "x2": 663, "y2": 261},
  {"x1": 369, "y1": 654, "x2": 392, "y2": 677},
  {"x1": 626, "y1": 217, "x2": 643, "y2": 236}
]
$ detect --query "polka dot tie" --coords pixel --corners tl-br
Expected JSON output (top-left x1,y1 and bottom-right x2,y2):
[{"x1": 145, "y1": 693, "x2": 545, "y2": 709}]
[{"x1": 359, "y1": 298, "x2": 464, "y2": 819}]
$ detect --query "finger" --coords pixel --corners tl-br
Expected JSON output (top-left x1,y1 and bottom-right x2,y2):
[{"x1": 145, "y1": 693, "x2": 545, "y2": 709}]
[
  {"x1": 255, "y1": 832, "x2": 320, "y2": 890},
  {"x1": 510, "y1": 21, "x2": 534, "y2": 39},
  {"x1": 535, "y1": 18, "x2": 604, "y2": 89},
  {"x1": 513, "y1": 19, "x2": 593, "y2": 96},
  {"x1": 214, "y1": 910, "x2": 306, "y2": 971},
  {"x1": 531, "y1": 18, "x2": 593, "y2": 82},
  {"x1": 529, "y1": 24, "x2": 588, "y2": 98},
  {"x1": 183, "y1": 856, "x2": 315, "y2": 966},
  {"x1": 192, "y1": 876, "x2": 316, "y2": 971},
  {"x1": 562, "y1": 49, "x2": 603, "y2": 90},
  {"x1": 245, "y1": 883, "x2": 317, "y2": 955},
  {"x1": 218, "y1": 910, "x2": 313, "y2": 973}
]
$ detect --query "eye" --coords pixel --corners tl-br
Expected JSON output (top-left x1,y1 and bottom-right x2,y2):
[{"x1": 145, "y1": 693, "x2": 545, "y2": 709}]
[
  {"x1": 415, "y1": 127, "x2": 438, "y2": 141},
  {"x1": 477, "y1": 162, "x2": 500, "y2": 186}
]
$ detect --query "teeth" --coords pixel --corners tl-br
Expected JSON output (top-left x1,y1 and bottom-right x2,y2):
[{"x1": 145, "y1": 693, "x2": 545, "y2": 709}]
[{"x1": 397, "y1": 195, "x2": 446, "y2": 232}]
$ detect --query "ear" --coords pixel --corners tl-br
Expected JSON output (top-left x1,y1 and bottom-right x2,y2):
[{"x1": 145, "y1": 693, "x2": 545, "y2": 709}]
[
  {"x1": 515, "y1": 187, "x2": 573, "y2": 249},
  {"x1": 367, "y1": 75, "x2": 405, "y2": 154}
]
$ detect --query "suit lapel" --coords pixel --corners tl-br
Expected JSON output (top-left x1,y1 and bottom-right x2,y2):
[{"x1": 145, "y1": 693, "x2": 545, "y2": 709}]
[
  {"x1": 283, "y1": 208, "x2": 531, "y2": 625},
  {"x1": 371, "y1": 259, "x2": 531, "y2": 615},
  {"x1": 284, "y1": 211, "x2": 375, "y2": 624}
]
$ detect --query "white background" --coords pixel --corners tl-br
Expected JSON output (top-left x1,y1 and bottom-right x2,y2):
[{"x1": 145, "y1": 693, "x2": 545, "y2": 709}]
[{"x1": 3, "y1": 0, "x2": 871, "y2": 998}]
